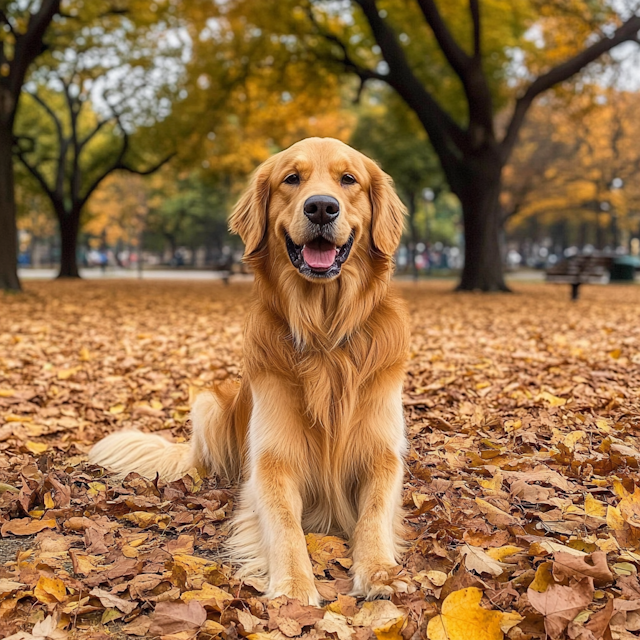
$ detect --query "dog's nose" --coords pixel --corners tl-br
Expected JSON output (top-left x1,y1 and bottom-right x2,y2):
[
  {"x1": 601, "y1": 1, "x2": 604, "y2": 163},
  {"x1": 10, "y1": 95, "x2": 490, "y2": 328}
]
[{"x1": 303, "y1": 195, "x2": 340, "y2": 226}]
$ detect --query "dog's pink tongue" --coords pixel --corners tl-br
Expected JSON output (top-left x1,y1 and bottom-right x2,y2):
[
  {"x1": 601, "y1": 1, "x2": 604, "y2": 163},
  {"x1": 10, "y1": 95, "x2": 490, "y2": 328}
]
[{"x1": 303, "y1": 244, "x2": 336, "y2": 269}]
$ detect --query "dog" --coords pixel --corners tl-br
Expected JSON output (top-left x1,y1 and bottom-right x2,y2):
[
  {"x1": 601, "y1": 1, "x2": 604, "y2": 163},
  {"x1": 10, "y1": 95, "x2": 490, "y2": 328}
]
[{"x1": 89, "y1": 137, "x2": 410, "y2": 605}]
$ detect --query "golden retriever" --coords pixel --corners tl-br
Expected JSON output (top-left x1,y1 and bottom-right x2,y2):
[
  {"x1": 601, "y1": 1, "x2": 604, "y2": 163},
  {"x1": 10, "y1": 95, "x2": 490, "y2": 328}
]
[{"x1": 89, "y1": 137, "x2": 409, "y2": 605}]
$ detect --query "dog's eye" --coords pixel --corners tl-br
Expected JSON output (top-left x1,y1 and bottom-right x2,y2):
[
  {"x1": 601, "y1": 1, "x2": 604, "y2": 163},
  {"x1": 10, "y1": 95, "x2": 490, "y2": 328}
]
[
  {"x1": 341, "y1": 174, "x2": 356, "y2": 186},
  {"x1": 284, "y1": 173, "x2": 300, "y2": 185}
]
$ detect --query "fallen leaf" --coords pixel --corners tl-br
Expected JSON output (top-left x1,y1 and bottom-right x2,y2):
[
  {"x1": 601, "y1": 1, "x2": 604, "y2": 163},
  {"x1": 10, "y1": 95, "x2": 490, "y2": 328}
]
[
  {"x1": 485, "y1": 546, "x2": 523, "y2": 562},
  {"x1": 585, "y1": 493, "x2": 607, "y2": 518},
  {"x1": 427, "y1": 587, "x2": 522, "y2": 640},
  {"x1": 1, "y1": 518, "x2": 57, "y2": 536},
  {"x1": 552, "y1": 551, "x2": 613, "y2": 585},
  {"x1": 25, "y1": 441, "x2": 48, "y2": 455},
  {"x1": 89, "y1": 587, "x2": 137, "y2": 614},
  {"x1": 461, "y1": 544, "x2": 508, "y2": 577},
  {"x1": 475, "y1": 498, "x2": 518, "y2": 527},
  {"x1": 181, "y1": 582, "x2": 234, "y2": 610},
  {"x1": 527, "y1": 577, "x2": 594, "y2": 638},
  {"x1": 149, "y1": 600, "x2": 207, "y2": 635},
  {"x1": 34, "y1": 576, "x2": 66, "y2": 604},
  {"x1": 315, "y1": 611, "x2": 353, "y2": 640}
]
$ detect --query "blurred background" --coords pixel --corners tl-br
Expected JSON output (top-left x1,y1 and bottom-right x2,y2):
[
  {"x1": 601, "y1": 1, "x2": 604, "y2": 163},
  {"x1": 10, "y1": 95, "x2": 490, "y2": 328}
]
[{"x1": 2, "y1": 0, "x2": 640, "y2": 292}]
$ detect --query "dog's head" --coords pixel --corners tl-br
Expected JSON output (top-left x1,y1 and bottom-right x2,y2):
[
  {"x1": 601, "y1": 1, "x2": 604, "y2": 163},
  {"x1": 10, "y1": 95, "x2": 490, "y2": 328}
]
[{"x1": 229, "y1": 138, "x2": 406, "y2": 283}]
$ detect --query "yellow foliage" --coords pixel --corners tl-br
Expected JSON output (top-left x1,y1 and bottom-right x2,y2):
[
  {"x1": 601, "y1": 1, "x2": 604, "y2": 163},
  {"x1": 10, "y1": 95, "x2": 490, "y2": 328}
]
[
  {"x1": 427, "y1": 587, "x2": 522, "y2": 640},
  {"x1": 34, "y1": 576, "x2": 66, "y2": 604}
]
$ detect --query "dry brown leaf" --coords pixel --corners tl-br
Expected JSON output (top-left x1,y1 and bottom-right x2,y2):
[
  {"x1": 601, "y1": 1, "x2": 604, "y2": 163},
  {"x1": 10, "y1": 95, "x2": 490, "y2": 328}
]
[
  {"x1": 1, "y1": 518, "x2": 57, "y2": 536},
  {"x1": 149, "y1": 600, "x2": 207, "y2": 636},
  {"x1": 527, "y1": 577, "x2": 594, "y2": 638}
]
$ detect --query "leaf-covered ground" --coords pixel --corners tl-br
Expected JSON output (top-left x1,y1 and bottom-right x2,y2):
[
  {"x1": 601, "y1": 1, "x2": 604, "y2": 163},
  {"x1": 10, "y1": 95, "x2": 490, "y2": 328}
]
[{"x1": 1, "y1": 280, "x2": 640, "y2": 640}]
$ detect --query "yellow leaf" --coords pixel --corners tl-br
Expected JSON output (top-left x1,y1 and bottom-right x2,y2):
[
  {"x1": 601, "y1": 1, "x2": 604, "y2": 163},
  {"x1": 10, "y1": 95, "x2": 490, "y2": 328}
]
[
  {"x1": 25, "y1": 441, "x2": 48, "y2": 455},
  {"x1": 426, "y1": 570, "x2": 447, "y2": 586},
  {"x1": 44, "y1": 492, "x2": 54, "y2": 509},
  {"x1": 475, "y1": 498, "x2": 517, "y2": 526},
  {"x1": 563, "y1": 430, "x2": 586, "y2": 451},
  {"x1": 595, "y1": 536, "x2": 619, "y2": 553},
  {"x1": 127, "y1": 535, "x2": 149, "y2": 548},
  {"x1": 412, "y1": 492, "x2": 429, "y2": 508},
  {"x1": 478, "y1": 472, "x2": 503, "y2": 494},
  {"x1": 172, "y1": 553, "x2": 214, "y2": 575},
  {"x1": 0, "y1": 389, "x2": 15, "y2": 397},
  {"x1": 72, "y1": 554, "x2": 101, "y2": 575},
  {"x1": 427, "y1": 587, "x2": 522, "y2": 640},
  {"x1": 181, "y1": 582, "x2": 233, "y2": 610},
  {"x1": 87, "y1": 482, "x2": 107, "y2": 498},
  {"x1": 5, "y1": 414, "x2": 32, "y2": 423},
  {"x1": 609, "y1": 349, "x2": 621, "y2": 359},
  {"x1": 57, "y1": 366, "x2": 80, "y2": 380},
  {"x1": 486, "y1": 546, "x2": 523, "y2": 562},
  {"x1": 528, "y1": 562, "x2": 554, "y2": 593},
  {"x1": 613, "y1": 562, "x2": 636, "y2": 576},
  {"x1": 606, "y1": 506, "x2": 626, "y2": 531},
  {"x1": 352, "y1": 601, "x2": 405, "y2": 636},
  {"x1": 539, "y1": 391, "x2": 566, "y2": 407},
  {"x1": 120, "y1": 512, "x2": 170, "y2": 529},
  {"x1": 500, "y1": 612, "x2": 525, "y2": 634},
  {"x1": 373, "y1": 615, "x2": 405, "y2": 640},
  {"x1": 585, "y1": 494, "x2": 607, "y2": 518},
  {"x1": 79, "y1": 346, "x2": 91, "y2": 361},
  {"x1": 595, "y1": 418, "x2": 611, "y2": 433},
  {"x1": 612, "y1": 481, "x2": 640, "y2": 528},
  {"x1": 109, "y1": 404, "x2": 126, "y2": 415},
  {"x1": 34, "y1": 576, "x2": 66, "y2": 604},
  {"x1": 203, "y1": 620, "x2": 226, "y2": 635}
]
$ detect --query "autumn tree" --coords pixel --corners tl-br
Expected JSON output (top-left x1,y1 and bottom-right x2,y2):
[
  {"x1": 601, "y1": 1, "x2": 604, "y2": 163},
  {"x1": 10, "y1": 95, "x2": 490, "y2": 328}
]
[
  {"x1": 350, "y1": 89, "x2": 444, "y2": 276},
  {"x1": 1, "y1": 0, "x2": 181, "y2": 288},
  {"x1": 234, "y1": 0, "x2": 640, "y2": 290},
  {"x1": 14, "y1": 61, "x2": 173, "y2": 278},
  {"x1": 0, "y1": 0, "x2": 62, "y2": 291},
  {"x1": 505, "y1": 90, "x2": 640, "y2": 252}
]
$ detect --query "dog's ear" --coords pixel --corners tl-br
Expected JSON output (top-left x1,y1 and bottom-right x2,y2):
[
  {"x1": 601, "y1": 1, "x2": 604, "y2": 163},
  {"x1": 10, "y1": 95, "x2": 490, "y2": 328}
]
[
  {"x1": 367, "y1": 160, "x2": 406, "y2": 256},
  {"x1": 229, "y1": 157, "x2": 275, "y2": 255}
]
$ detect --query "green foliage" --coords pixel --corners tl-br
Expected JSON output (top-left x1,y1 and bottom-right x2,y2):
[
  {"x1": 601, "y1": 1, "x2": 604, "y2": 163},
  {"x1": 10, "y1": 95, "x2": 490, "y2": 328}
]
[
  {"x1": 350, "y1": 89, "x2": 441, "y2": 200},
  {"x1": 145, "y1": 173, "x2": 233, "y2": 253}
]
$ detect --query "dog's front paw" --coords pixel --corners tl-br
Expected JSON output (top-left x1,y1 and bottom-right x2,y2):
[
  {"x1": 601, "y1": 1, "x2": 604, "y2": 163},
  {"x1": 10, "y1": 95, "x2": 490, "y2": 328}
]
[
  {"x1": 267, "y1": 576, "x2": 322, "y2": 607},
  {"x1": 350, "y1": 562, "x2": 412, "y2": 600}
]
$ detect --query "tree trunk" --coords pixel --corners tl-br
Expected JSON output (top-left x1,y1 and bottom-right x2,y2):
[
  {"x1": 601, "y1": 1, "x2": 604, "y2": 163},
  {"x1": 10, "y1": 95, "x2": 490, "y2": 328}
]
[
  {"x1": 455, "y1": 168, "x2": 509, "y2": 292},
  {"x1": 57, "y1": 212, "x2": 81, "y2": 278},
  {"x1": 0, "y1": 117, "x2": 21, "y2": 292}
]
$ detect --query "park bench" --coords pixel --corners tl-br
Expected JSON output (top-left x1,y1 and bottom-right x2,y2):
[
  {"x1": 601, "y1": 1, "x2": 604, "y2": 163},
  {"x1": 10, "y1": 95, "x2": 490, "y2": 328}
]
[{"x1": 546, "y1": 254, "x2": 612, "y2": 300}]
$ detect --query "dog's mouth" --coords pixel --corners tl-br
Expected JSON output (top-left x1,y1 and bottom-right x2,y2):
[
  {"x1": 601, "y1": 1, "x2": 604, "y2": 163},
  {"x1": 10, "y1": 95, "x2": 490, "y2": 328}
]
[{"x1": 285, "y1": 232, "x2": 354, "y2": 279}]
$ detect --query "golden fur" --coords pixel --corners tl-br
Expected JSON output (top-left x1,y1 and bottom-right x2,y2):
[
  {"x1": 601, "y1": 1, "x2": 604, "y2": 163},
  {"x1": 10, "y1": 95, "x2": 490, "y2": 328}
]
[{"x1": 89, "y1": 138, "x2": 410, "y2": 604}]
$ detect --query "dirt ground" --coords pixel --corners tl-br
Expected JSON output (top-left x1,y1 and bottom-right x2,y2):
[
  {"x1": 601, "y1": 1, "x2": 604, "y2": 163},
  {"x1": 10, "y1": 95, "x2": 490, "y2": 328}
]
[{"x1": 0, "y1": 280, "x2": 639, "y2": 640}]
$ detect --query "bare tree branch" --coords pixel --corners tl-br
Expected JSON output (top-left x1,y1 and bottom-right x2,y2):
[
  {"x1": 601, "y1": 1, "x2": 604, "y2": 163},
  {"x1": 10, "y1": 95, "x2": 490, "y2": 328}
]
[
  {"x1": 14, "y1": 144, "x2": 57, "y2": 205},
  {"x1": 10, "y1": 0, "x2": 61, "y2": 99},
  {"x1": 120, "y1": 152, "x2": 175, "y2": 177},
  {"x1": 469, "y1": 0, "x2": 481, "y2": 58},
  {"x1": 25, "y1": 90, "x2": 63, "y2": 143},
  {"x1": 415, "y1": 0, "x2": 471, "y2": 76},
  {"x1": 0, "y1": 10, "x2": 17, "y2": 38},
  {"x1": 79, "y1": 120, "x2": 175, "y2": 209},
  {"x1": 78, "y1": 116, "x2": 112, "y2": 149},
  {"x1": 304, "y1": 6, "x2": 385, "y2": 84},
  {"x1": 353, "y1": 0, "x2": 468, "y2": 174},
  {"x1": 501, "y1": 14, "x2": 640, "y2": 160}
]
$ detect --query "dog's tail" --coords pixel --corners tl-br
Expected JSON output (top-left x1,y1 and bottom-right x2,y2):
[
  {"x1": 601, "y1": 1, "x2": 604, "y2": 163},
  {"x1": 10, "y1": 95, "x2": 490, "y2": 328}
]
[{"x1": 88, "y1": 382, "x2": 247, "y2": 482}]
